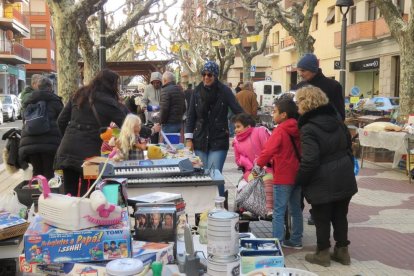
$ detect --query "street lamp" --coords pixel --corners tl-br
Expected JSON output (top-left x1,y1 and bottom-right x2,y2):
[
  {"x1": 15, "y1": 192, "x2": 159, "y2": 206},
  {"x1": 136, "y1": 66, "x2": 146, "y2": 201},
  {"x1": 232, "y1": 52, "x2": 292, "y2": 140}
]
[
  {"x1": 336, "y1": 0, "x2": 354, "y2": 98},
  {"x1": 99, "y1": 6, "x2": 106, "y2": 70}
]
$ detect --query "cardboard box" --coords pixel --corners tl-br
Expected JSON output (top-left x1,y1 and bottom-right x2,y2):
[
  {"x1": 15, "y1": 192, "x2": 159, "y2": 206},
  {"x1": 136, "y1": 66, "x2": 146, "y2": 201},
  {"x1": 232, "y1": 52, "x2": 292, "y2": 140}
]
[
  {"x1": 131, "y1": 240, "x2": 174, "y2": 266},
  {"x1": 23, "y1": 211, "x2": 131, "y2": 263},
  {"x1": 19, "y1": 254, "x2": 108, "y2": 275},
  {"x1": 240, "y1": 238, "x2": 284, "y2": 275},
  {"x1": 83, "y1": 156, "x2": 107, "y2": 179}
]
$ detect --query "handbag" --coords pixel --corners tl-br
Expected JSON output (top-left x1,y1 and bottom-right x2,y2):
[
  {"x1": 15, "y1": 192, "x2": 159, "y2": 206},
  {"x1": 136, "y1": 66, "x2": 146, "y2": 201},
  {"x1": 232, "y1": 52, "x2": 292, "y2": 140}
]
[{"x1": 236, "y1": 169, "x2": 267, "y2": 217}]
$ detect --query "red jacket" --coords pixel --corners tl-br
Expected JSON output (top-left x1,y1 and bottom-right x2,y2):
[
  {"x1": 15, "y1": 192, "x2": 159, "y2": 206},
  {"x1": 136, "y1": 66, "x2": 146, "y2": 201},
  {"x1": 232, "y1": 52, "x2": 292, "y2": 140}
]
[{"x1": 256, "y1": 118, "x2": 300, "y2": 185}]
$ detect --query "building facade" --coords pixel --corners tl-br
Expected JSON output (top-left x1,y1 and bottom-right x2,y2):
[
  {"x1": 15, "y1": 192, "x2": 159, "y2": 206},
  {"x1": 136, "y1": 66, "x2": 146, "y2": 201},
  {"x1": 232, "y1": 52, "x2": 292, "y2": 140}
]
[
  {"x1": 232, "y1": 0, "x2": 409, "y2": 97},
  {"x1": 0, "y1": 0, "x2": 30, "y2": 94},
  {"x1": 22, "y1": 0, "x2": 56, "y2": 88}
]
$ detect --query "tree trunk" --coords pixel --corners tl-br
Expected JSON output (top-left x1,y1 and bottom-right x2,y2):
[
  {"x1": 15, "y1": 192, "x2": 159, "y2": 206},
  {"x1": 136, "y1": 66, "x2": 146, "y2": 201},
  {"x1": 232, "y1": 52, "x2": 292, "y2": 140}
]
[
  {"x1": 398, "y1": 40, "x2": 414, "y2": 116},
  {"x1": 294, "y1": 35, "x2": 315, "y2": 58},
  {"x1": 82, "y1": 50, "x2": 100, "y2": 85},
  {"x1": 242, "y1": 57, "x2": 252, "y2": 82},
  {"x1": 51, "y1": 13, "x2": 80, "y2": 104}
]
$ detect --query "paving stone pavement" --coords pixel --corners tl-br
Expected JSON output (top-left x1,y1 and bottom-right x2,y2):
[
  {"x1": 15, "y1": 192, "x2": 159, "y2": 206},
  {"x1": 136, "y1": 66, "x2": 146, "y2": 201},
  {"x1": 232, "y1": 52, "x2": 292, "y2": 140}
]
[{"x1": 224, "y1": 144, "x2": 414, "y2": 276}]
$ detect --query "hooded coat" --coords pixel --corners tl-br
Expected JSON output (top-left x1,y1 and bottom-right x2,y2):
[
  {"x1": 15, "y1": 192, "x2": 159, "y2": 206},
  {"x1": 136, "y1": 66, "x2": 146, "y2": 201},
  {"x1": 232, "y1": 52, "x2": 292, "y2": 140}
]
[
  {"x1": 159, "y1": 81, "x2": 186, "y2": 124},
  {"x1": 233, "y1": 126, "x2": 272, "y2": 180},
  {"x1": 142, "y1": 72, "x2": 162, "y2": 107},
  {"x1": 256, "y1": 118, "x2": 301, "y2": 184},
  {"x1": 295, "y1": 104, "x2": 357, "y2": 205},
  {"x1": 54, "y1": 93, "x2": 125, "y2": 172},
  {"x1": 19, "y1": 90, "x2": 63, "y2": 163}
]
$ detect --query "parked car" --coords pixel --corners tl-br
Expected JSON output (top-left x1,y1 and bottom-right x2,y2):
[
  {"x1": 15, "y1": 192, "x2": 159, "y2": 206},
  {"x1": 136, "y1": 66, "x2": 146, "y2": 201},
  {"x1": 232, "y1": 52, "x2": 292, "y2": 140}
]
[
  {"x1": 353, "y1": 97, "x2": 399, "y2": 116},
  {"x1": 0, "y1": 94, "x2": 21, "y2": 122}
]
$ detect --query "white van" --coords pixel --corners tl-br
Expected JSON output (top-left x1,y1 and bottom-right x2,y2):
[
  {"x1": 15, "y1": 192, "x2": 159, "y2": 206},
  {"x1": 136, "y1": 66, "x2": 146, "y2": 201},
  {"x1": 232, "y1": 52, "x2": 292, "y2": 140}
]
[{"x1": 253, "y1": 81, "x2": 283, "y2": 109}]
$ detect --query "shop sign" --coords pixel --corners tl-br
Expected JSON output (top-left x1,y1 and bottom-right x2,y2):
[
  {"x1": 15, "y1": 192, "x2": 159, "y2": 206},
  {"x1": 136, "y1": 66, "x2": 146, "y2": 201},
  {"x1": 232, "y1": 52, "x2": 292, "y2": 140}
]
[
  {"x1": 350, "y1": 58, "x2": 379, "y2": 72},
  {"x1": 0, "y1": 64, "x2": 8, "y2": 72}
]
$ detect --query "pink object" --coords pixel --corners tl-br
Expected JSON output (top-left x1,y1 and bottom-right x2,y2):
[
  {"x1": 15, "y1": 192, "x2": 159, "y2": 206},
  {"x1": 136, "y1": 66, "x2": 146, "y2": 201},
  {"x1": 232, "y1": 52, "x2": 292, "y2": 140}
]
[
  {"x1": 96, "y1": 204, "x2": 116, "y2": 218},
  {"x1": 233, "y1": 126, "x2": 273, "y2": 180},
  {"x1": 109, "y1": 148, "x2": 117, "y2": 158},
  {"x1": 29, "y1": 175, "x2": 51, "y2": 198}
]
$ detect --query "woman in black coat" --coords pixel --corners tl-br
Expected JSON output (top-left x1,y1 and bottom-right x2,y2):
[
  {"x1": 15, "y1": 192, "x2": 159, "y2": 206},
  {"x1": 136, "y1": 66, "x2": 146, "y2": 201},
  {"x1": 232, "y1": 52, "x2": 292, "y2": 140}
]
[
  {"x1": 295, "y1": 85, "x2": 357, "y2": 267},
  {"x1": 185, "y1": 61, "x2": 243, "y2": 196},
  {"x1": 19, "y1": 77, "x2": 63, "y2": 179},
  {"x1": 54, "y1": 69, "x2": 126, "y2": 196}
]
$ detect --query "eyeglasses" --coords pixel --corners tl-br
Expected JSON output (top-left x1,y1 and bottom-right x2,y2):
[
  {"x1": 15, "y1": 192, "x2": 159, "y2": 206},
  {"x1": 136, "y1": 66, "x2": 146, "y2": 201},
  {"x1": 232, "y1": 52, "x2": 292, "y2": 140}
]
[{"x1": 202, "y1": 72, "x2": 213, "y2": 78}]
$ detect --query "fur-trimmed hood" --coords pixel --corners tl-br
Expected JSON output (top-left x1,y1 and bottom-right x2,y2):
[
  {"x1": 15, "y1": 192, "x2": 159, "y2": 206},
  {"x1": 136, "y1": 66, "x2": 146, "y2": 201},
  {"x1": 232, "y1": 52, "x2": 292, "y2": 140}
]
[{"x1": 298, "y1": 104, "x2": 340, "y2": 134}]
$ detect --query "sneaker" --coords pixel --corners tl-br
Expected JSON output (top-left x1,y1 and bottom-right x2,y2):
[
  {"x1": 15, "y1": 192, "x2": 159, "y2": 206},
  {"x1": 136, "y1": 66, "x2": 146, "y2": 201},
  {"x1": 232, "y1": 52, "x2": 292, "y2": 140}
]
[{"x1": 282, "y1": 240, "x2": 303, "y2": 249}]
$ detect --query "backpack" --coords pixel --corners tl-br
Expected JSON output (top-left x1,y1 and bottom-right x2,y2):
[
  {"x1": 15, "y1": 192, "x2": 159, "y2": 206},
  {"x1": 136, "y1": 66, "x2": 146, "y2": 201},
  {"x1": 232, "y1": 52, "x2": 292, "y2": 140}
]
[{"x1": 24, "y1": 100, "x2": 50, "y2": 135}]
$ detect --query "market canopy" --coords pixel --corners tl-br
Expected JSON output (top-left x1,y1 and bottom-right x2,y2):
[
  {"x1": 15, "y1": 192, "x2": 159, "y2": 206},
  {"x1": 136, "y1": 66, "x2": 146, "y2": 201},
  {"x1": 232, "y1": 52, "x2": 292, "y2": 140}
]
[{"x1": 78, "y1": 60, "x2": 173, "y2": 83}]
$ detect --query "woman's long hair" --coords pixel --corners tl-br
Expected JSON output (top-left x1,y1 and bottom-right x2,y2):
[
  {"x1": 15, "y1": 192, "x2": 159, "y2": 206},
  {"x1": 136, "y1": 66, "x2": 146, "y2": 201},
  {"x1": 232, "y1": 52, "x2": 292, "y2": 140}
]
[
  {"x1": 117, "y1": 114, "x2": 141, "y2": 160},
  {"x1": 73, "y1": 69, "x2": 120, "y2": 106}
]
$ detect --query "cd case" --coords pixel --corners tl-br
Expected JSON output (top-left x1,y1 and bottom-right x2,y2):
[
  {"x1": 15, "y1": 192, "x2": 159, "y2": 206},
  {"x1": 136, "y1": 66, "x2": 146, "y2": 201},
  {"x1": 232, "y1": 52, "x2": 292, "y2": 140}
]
[{"x1": 134, "y1": 203, "x2": 177, "y2": 242}]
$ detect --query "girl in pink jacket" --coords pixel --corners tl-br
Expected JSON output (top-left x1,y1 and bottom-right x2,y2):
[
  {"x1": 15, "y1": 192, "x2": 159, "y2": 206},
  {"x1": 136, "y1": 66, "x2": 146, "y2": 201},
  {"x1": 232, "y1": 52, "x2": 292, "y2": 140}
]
[{"x1": 232, "y1": 113, "x2": 273, "y2": 213}]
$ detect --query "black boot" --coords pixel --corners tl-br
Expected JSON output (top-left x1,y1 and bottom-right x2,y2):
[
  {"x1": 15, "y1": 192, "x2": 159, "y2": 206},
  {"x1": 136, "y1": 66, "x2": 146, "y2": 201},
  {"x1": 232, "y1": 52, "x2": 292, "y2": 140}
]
[
  {"x1": 305, "y1": 248, "x2": 331, "y2": 267},
  {"x1": 331, "y1": 246, "x2": 351, "y2": 265}
]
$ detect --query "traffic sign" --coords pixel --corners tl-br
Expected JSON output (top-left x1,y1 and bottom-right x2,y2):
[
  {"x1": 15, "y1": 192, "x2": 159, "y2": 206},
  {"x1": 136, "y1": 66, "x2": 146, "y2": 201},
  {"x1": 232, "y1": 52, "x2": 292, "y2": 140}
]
[
  {"x1": 250, "y1": 72, "x2": 255, "y2": 77},
  {"x1": 265, "y1": 76, "x2": 272, "y2": 81},
  {"x1": 250, "y1": 65, "x2": 256, "y2": 72}
]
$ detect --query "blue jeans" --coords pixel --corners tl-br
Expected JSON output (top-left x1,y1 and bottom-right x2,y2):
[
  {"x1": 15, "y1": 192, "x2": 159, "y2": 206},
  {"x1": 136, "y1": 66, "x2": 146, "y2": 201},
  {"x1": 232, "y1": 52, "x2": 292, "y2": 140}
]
[
  {"x1": 162, "y1": 123, "x2": 182, "y2": 133},
  {"x1": 273, "y1": 184, "x2": 303, "y2": 244},
  {"x1": 195, "y1": 149, "x2": 228, "y2": 196}
]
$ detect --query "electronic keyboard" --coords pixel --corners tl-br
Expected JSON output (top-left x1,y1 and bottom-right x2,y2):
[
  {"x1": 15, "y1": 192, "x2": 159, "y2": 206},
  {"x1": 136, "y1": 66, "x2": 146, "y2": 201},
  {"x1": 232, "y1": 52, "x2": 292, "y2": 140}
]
[{"x1": 100, "y1": 158, "x2": 196, "y2": 179}]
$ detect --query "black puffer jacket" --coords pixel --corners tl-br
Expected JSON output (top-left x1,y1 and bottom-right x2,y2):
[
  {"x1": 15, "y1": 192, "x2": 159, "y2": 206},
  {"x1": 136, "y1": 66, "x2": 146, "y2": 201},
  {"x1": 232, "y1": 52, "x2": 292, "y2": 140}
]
[
  {"x1": 159, "y1": 82, "x2": 186, "y2": 124},
  {"x1": 296, "y1": 104, "x2": 357, "y2": 205},
  {"x1": 19, "y1": 90, "x2": 63, "y2": 162},
  {"x1": 294, "y1": 69, "x2": 345, "y2": 121},
  {"x1": 54, "y1": 94, "x2": 125, "y2": 172},
  {"x1": 185, "y1": 81, "x2": 243, "y2": 152}
]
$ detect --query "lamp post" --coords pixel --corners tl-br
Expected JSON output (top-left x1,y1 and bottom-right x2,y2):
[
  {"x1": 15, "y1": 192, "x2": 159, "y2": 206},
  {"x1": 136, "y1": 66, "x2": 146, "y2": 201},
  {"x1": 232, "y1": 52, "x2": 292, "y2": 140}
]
[
  {"x1": 336, "y1": 0, "x2": 354, "y2": 98},
  {"x1": 99, "y1": 6, "x2": 106, "y2": 70}
]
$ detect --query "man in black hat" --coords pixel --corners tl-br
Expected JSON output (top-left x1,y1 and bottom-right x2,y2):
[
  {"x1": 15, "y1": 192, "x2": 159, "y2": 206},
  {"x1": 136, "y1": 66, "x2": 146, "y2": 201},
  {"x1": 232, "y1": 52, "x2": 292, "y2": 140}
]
[{"x1": 294, "y1": 53, "x2": 345, "y2": 121}]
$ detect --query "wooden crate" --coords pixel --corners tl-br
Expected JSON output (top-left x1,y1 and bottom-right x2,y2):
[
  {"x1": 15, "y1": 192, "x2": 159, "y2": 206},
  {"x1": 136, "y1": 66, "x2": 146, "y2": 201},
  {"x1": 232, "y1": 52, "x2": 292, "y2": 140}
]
[{"x1": 362, "y1": 147, "x2": 394, "y2": 163}]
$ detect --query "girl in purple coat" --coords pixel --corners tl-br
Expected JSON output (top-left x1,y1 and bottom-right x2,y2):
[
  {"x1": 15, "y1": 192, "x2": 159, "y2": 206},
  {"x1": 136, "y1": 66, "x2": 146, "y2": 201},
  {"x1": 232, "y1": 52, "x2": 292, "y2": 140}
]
[{"x1": 232, "y1": 113, "x2": 273, "y2": 213}]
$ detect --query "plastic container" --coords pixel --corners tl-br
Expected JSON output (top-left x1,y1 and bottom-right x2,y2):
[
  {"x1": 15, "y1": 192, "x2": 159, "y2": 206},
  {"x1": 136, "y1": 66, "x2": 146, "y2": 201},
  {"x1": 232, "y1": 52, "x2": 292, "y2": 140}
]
[
  {"x1": 164, "y1": 133, "x2": 180, "y2": 144},
  {"x1": 106, "y1": 258, "x2": 144, "y2": 276}
]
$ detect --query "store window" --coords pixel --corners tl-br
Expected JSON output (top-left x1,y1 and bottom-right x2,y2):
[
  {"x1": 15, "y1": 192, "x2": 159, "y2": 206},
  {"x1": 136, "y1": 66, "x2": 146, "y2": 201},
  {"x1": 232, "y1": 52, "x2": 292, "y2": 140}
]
[
  {"x1": 367, "y1": 1, "x2": 377, "y2": 20},
  {"x1": 31, "y1": 48, "x2": 47, "y2": 63},
  {"x1": 350, "y1": 7, "x2": 356, "y2": 25},
  {"x1": 325, "y1": 6, "x2": 335, "y2": 25},
  {"x1": 31, "y1": 24, "x2": 46, "y2": 39}
]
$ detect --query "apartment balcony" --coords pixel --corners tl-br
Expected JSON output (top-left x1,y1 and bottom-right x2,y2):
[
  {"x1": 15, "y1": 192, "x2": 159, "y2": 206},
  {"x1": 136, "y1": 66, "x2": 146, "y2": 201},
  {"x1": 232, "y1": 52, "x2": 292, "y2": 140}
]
[
  {"x1": 280, "y1": 36, "x2": 296, "y2": 52},
  {"x1": 334, "y1": 15, "x2": 408, "y2": 48},
  {"x1": 0, "y1": 42, "x2": 31, "y2": 64},
  {"x1": 0, "y1": 9, "x2": 30, "y2": 38},
  {"x1": 264, "y1": 44, "x2": 280, "y2": 57}
]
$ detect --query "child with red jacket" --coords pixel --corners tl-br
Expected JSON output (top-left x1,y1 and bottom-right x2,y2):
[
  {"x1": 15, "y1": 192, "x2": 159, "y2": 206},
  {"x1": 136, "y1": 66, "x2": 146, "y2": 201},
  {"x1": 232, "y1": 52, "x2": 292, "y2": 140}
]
[{"x1": 255, "y1": 99, "x2": 303, "y2": 249}]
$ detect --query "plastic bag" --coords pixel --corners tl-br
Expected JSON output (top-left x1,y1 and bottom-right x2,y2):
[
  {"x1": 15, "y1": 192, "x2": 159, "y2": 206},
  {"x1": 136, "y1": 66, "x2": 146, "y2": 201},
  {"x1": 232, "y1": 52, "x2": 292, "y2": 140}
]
[
  {"x1": 0, "y1": 191, "x2": 27, "y2": 218},
  {"x1": 353, "y1": 156, "x2": 359, "y2": 176},
  {"x1": 236, "y1": 169, "x2": 267, "y2": 217}
]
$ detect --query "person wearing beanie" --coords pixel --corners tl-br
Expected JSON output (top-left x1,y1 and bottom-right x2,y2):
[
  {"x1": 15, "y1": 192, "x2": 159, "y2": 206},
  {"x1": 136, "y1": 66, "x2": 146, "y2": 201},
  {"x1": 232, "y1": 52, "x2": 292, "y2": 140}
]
[
  {"x1": 185, "y1": 60, "x2": 244, "y2": 196},
  {"x1": 294, "y1": 53, "x2": 345, "y2": 121}
]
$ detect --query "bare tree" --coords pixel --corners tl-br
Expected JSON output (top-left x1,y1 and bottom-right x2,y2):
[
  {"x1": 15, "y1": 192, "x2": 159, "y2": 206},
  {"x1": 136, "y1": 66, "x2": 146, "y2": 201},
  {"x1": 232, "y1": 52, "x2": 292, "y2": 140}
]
[
  {"x1": 198, "y1": 0, "x2": 277, "y2": 82},
  {"x1": 46, "y1": 0, "x2": 172, "y2": 102},
  {"x1": 258, "y1": 0, "x2": 319, "y2": 58},
  {"x1": 373, "y1": 0, "x2": 414, "y2": 116}
]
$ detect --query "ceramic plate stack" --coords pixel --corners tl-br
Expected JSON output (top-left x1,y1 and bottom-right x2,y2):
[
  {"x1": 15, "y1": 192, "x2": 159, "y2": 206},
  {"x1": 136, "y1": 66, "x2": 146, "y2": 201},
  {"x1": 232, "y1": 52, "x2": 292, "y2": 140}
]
[{"x1": 207, "y1": 210, "x2": 240, "y2": 276}]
